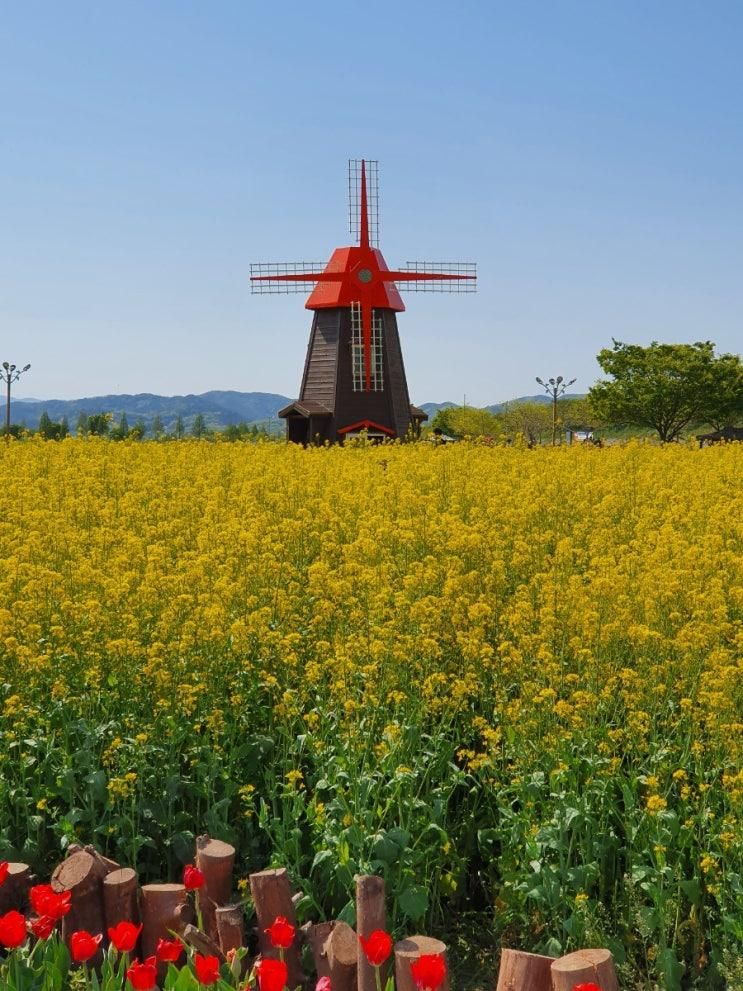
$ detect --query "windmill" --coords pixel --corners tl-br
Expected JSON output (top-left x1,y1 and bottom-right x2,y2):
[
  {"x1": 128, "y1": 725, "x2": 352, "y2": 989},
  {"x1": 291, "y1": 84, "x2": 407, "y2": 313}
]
[{"x1": 251, "y1": 159, "x2": 476, "y2": 443}]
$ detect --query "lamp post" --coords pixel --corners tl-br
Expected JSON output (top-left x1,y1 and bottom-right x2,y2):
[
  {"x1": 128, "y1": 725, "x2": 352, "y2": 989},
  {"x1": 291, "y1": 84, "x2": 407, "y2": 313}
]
[
  {"x1": 1, "y1": 362, "x2": 31, "y2": 439},
  {"x1": 536, "y1": 375, "x2": 576, "y2": 446}
]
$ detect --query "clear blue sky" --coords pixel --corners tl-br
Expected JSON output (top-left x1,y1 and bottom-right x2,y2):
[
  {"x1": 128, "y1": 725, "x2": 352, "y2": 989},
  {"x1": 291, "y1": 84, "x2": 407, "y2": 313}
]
[{"x1": 2, "y1": 1, "x2": 742, "y2": 405}]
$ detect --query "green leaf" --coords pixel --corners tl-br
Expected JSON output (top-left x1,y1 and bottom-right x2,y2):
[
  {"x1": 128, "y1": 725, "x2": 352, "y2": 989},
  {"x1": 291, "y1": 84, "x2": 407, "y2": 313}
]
[
  {"x1": 174, "y1": 965, "x2": 199, "y2": 991},
  {"x1": 337, "y1": 899, "x2": 356, "y2": 926},
  {"x1": 170, "y1": 830, "x2": 195, "y2": 863},
  {"x1": 398, "y1": 884, "x2": 428, "y2": 922},
  {"x1": 657, "y1": 947, "x2": 685, "y2": 991}
]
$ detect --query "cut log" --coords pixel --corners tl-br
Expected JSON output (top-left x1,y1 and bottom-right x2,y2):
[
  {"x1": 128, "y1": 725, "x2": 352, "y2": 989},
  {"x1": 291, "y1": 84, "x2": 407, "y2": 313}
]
[
  {"x1": 357, "y1": 874, "x2": 387, "y2": 991},
  {"x1": 103, "y1": 868, "x2": 140, "y2": 931},
  {"x1": 51, "y1": 850, "x2": 109, "y2": 962},
  {"x1": 324, "y1": 920, "x2": 358, "y2": 991},
  {"x1": 182, "y1": 922, "x2": 227, "y2": 963},
  {"x1": 496, "y1": 949, "x2": 555, "y2": 991},
  {"x1": 216, "y1": 905, "x2": 245, "y2": 956},
  {"x1": 307, "y1": 921, "x2": 336, "y2": 979},
  {"x1": 83, "y1": 846, "x2": 120, "y2": 873},
  {"x1": 551, "y1": 949, "x2": 619, "y2": 991},
  {"x1": 140, "y1": 883, "x2": 191, "y2": 959},
  {"x1": 0, "y1": 863, "x2": 33, "y2": 914},
  {"x1": 395, "y1": 936, "x2": 449, "y2": 991},
  {"x1": 249, "y1": 867, "x2": 303, "y2": 989},
  {"x1": 195, "y1": 835, "x2": 235, "y2": 943}
]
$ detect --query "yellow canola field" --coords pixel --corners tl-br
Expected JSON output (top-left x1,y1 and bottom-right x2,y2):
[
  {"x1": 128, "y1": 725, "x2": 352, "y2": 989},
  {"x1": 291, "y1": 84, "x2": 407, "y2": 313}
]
[{"x1": 0, "y1": 438, "x2": 741, "y2": 979}]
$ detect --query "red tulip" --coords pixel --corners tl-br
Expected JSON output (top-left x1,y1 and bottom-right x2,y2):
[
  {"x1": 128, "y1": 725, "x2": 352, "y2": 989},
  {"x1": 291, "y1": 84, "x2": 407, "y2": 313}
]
[
  {"x1": 70, "y1": 930, "x2": 103, "y2": 962},
  {"x1": 30, "y1": 884, "x2": 72, "y2": 920},
  {"x1": 127, "y1": 956, "x2": 158, "y2": 991},
  {"x1": 29, "y1": 915, "x2": 56, "y2": 940},
  {"x1": 108, "y1": 920, "x2": 142, "y2": 952},
  {"x1": 360, "y1": 929, "x2": 393, "y2": 966},
  {"x1": 573, "y1": 985, "x2": 602, "y2": 991},
  {"x1": 183, "y1": 864, "x2": 205, "y2": 891},
  {"x1": 265, "y1": 915, "x2": 295, "y2": 949},
  {"x1": 194, "y1": 953, "x2": 221, "y2": 985},
  {"x1": 156, "y1": 937, "x2": 184, "y2": 963},
  {"x1": 410, "y1": 954, "x2": 447, "y2": 991},
  {"x1": 0, "y1": 910, "x2": 27, "y2": 949},
  {"x1": 0, "y1": 862, "x2": 8, "y2": 886},
  {"x1": 256, "y1": 956, "x2": 289, "y2": 991}
]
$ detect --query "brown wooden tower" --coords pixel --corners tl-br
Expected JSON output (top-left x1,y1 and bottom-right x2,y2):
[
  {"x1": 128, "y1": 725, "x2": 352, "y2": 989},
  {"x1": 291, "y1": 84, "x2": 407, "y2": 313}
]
[{"x1": 251, "y1": 160, "x2": 476, "y2": 443}]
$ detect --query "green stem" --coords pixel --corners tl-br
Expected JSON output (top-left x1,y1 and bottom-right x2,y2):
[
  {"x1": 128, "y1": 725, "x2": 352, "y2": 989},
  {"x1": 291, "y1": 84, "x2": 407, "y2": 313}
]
[{"x1": 196, "y1": 892, "x2": 205, "y2": 934}]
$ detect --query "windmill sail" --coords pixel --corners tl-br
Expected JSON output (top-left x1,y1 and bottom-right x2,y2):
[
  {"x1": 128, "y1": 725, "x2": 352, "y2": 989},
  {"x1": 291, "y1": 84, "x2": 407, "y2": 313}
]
[
  {"x1": 391, "y1": 261, "x2": 477, "y2": 292},
  {"x1": 348, "y1": 159, "x2": 379, "y2": 247},
  {"x1": 250, "y1": 262, "x2": 326, "y2": 294}
]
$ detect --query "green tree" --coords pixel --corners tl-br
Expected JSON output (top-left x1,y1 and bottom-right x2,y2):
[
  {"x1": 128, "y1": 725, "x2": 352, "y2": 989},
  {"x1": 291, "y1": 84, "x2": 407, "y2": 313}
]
[
  {"x1": 38, "y1": 412, "x2": 68, "y2": 440},
  {"x1": 501, "y1": 402, "x2": 552, "y2": 445},
  {"x1": 704, "y1": 354, "x2": 743, "y2": 429},
  {"x1": 86, "y1": 412, "x2": 112, "y2": 437},
  {"x1": 192, "y1": 413, "x2": 207, "y2": 439},
  {"x1": 76, "y1": 411, "x2": 89, "y2": 436},
  {"x1": 111, "y1": 412, "x2": 129, "y2": 440},
  {"x1": 589, "y1": 340, "x2": 743, "y2": 442},
  {"x1": 174, "y1": 414, "x2": 185, "y2": 439},
  {"x1": 430, "y1": 405, "x2": 501, "y2": 438},
  {"x1": 559, "y1": 397, "x2": 596, "y2": 432},
  {"x1": 151, "y1": 415, "x2": 164, "y2": 439},
  {"x1": 130, "y1": 419, "x2": 146, "y2": 440},
  {"x1": 38, "y1": 411, "x2": 54, "y2": 439}
]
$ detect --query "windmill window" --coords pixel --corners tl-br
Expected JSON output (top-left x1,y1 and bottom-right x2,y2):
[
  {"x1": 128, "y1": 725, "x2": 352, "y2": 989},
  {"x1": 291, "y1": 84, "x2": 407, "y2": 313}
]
[{"x1": 351, "y1": 304, "x2": 384, "y2": 392}]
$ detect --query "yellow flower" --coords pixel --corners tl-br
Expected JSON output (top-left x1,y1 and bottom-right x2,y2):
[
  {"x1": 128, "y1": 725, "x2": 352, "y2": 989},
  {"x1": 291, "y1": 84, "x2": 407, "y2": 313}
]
[{"x1": 645, "y1": 794, "x2": 668, "y2": 815}]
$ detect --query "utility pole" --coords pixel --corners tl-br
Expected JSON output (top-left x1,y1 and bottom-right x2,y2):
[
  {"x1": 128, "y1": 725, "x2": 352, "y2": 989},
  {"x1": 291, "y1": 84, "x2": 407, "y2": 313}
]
[
  {"x1": 1, "y1": 361, "x2": 31, "y2": 440},
  {"x1": 536, "y1": 374, "x2": 576, "y2": 446}
]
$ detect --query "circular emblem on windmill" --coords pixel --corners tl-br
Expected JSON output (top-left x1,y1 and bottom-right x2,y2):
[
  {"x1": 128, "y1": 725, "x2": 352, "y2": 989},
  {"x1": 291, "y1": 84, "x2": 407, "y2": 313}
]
[{"x1": 358, "y1": 268, "x2": 373, "y2": 283}]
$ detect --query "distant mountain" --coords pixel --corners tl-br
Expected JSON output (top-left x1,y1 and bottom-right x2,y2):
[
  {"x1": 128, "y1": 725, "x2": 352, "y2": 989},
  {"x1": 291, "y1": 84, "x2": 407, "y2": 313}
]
[
  {"x1": 10, "y1": 391, "x2": 587, "y2": 432},
  {"x1": 486, "y1": 393, "x2": 585, "y2": 413},
  {"x1": 10, "y1": 391, "x2": 292, "y2": 432},
  {"x1": 419, "y1": 401, "x2": 458, "y2": 416}
]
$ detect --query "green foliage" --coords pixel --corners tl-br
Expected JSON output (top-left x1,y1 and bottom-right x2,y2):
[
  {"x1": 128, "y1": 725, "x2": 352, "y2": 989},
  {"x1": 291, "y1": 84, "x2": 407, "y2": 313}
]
[
  {"x1": 111, "y1": 413, "x2": 130, "y2": 441},
  {"x1": 221, "y1": 421, "x2": 269, "y2": 441},
  {"x1": 191, "y1": 413, "x2": 208, "y2": 439},
  {"x1": 430, "y1": 406, "x2": 501, "y2": 438},
  {"x1": 85, "y1": 413, "x2": 112, "y2": 437},
  {"x1": 589, "y1": 340, "x2": 743, "y2": 441},
  {"x1": 499, "y1": 402, "x2": 552, "y2": 444}
]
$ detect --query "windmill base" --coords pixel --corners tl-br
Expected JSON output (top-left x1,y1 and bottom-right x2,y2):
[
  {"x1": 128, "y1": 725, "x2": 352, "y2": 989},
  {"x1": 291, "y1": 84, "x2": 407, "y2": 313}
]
[{"x1": 278, "y1": 307, "x2": 427, "y2": 444}]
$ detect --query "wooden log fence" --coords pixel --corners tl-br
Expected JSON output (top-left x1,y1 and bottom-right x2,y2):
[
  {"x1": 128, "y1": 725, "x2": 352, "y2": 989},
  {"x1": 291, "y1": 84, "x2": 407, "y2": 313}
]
[{"x1": 5, "y1": 840, "x2": 622, "y2": 991}]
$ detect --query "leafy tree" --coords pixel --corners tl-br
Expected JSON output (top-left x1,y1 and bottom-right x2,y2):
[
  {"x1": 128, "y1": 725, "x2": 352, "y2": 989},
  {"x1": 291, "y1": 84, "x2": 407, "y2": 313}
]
[
  {"x1": 76, "y1": 412, "x2": 89, "y2": 436},
  {"x1": 559, "y1": 397, "x2": 596, "y2": 432},
  {"x1": 38, "y1": 411, "x2": 54, "y2": 439},
  {"x1": 151, "y1": 415, "x2": 164, "y2": 439},
  {"x1": 38, "y1": 412, "x2": 69, "y2": 440},
  {"x1": 430, "y1": 406, "x2": 501, "y2": 438},
  {"x1": 87, "y1": 412, "x2": 112, "y2": 437},
  {"x1": 192, "y1": 413, "x2": 207, "y2": 439},
  {"x1": 130, "y1": 419, "x2": 146, "y2": 440},
  {"x1": 174, "y1": 414, "x2": 185, "y2": 440},
  {"x1": 111, "y1": 412, "x2": 130, "y2": 440},
  {"x1": 704, "y1": 354, "x2": 743, "y2": 429},
  {"x1": 589, "y1": 340, "x2": 743, "y2": 442},
  {"x1": 500, "y1": 402, "x2": 553, "y2": 445}
]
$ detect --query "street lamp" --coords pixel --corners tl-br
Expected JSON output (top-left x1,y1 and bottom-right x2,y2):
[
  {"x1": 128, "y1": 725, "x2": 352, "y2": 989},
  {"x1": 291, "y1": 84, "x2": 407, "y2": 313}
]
[
  {"x1": 1, "y1": 362, "x2": 31, "y2": 439},
  {"x1": 536, "y1": 374, "x2": 576, "y2": 446}
]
